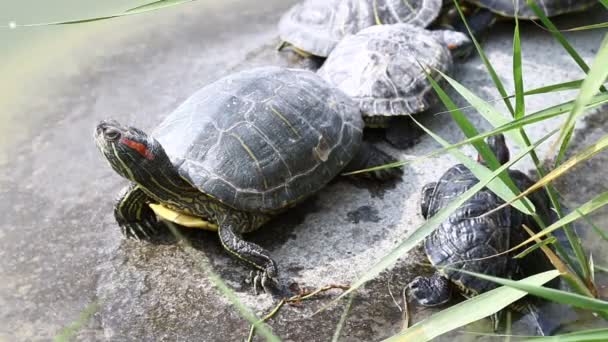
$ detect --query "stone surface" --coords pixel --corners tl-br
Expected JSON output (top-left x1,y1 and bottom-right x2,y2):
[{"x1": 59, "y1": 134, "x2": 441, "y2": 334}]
[{"x1": 0, "y1": 1, "x2": 607, "y2": 341}]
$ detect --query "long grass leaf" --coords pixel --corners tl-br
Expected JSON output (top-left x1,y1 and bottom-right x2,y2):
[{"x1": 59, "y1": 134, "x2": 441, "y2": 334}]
[
  {"x1": 383, "y1": 271, "x2": 560, "y2": 342},
  {"x1": 4, "y1": 0, "x2": 194, "y2": 27},
  {"x1": 553, "y1": 34, "x2": 608, "y2": 164},
  {"x1": 452, "y1": 0, "x2": 516, "y2": 116},
  {"x1": 416, "y1": 118, "x2": 537, "y2": 215},
  {"x1": 437, "y1": 70, "x2": 526, "y2": 147},
  {"x1": 166, "y1": 223, "x2": 281, "y2": 342},
  {"x1": 454, "y1": 269, "x2": 608, "y2": 312},
  {"x1": 565, "y1": 22, "x2": 608, "y2": 32},
  {"x1": 526, "y1": 1, "x2": 595, "y2": 78},
  {"x1": 600, "y1": 0, "x2": 608, "y2": 10},
  {"x1": 513, "y1": 15, "x2": 525, "y2": 119},
  {"x1": 323, "y1": 129, "x2": 555, "y2": 307},
  {"x1": 344, "y1": 91, "x2": 608, "y2": 176},
  {"x1": 492, "y1": 134, "x2": 608, "y2": 220},
  {"x1": 514, "y1": 191, "x2": 608, "y2": 251},
  {"x1": 523, "y1": 328, "x2": 608, "y2": 342}
]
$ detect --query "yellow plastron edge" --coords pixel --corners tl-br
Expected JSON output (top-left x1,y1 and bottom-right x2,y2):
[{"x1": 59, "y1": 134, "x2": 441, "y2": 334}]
[{"x1": 148, "y1": 203, "x2": 218, "y2": 231}]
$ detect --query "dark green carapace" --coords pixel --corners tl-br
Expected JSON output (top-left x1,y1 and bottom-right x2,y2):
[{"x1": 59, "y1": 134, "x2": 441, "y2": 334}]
[{"x1": 95, "y1": 67, "x2": 402, "y2": 295}]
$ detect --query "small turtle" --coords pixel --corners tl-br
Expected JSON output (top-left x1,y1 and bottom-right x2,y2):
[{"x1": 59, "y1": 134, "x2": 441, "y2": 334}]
[
  {"x1": 408, "y1": 134, "x2": 554, "y2": 308},
  {"x1": 317, "y1": 23, "x2": 471, "y2": 148},
  {"x1": 94, "y1": 67, "x2": 402, "y2": 295},
  {"x1": 278, "y1": 0, "x2": 443, "y2": 58}
]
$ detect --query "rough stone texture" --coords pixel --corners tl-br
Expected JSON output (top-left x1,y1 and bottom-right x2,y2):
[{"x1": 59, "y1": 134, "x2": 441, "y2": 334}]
[{"x1": 1, "y1": 1, "x2": 607, "y2": 341}]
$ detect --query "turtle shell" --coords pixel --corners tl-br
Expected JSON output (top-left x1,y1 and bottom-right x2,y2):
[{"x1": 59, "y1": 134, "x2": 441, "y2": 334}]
[
  {"x1": 317, "y1": 24, "x2": 452, "y2": 118},
  {"x1": 278, "y1": 0, "x2": 442, "y2": 57},
  {"x1": 465, "y1": 0, "x2": 596, "y2": 19},
  {"x1": 152, "y1": 67, "x2": 363, "y2": 213},
  {"x1": 424, "y1": 164, "x2": 521, "y2": 295}
]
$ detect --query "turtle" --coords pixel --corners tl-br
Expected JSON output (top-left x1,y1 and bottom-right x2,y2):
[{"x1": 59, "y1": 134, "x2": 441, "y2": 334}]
[
  {"x1": 408, "y1": 134, "x2": 555, "y2": 315},
  {"x1": 277, "y1": 0, "x2": 444, "y2": 58},
  {"x1": 94, "y1": 66, "x2": 402, "y2": 295},
  {"x1": 316, "y1": 23, "x2": 472, "y2": 148},
  {"x1": 446, "y1": 0, "x2": 598, "y2": 39}
]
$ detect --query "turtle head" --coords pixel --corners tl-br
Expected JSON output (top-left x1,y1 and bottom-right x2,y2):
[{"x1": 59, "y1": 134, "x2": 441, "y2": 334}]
[
  {"x1": 430, "y1": 30, "x2": 473, "y2": 61},
  {"x1": 477, "y1": 134, "x2": 510, "y2": 165},
  {"x1": 95, "y1": 120, "x2": 170, "y2": 183}
]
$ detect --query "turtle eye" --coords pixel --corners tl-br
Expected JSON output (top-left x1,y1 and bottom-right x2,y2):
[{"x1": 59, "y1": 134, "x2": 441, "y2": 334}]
[{"x1": 104, "y1": 128, "x2": 121, "y2": 141}]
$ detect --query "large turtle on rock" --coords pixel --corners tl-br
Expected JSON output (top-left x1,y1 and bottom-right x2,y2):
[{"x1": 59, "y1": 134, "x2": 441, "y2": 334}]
[
  {"x1": 408, "y1": 134, "x2": 555, "y2": 321},
  {"x1": 317, "y1": 23, "x2": 471, "y2": 148},
  {"x1": 278, "y1": 0, "x2": 443, "y2": 57},
  {"x1": 94, "y1": 67, "x2": 402, "y2": 295}
]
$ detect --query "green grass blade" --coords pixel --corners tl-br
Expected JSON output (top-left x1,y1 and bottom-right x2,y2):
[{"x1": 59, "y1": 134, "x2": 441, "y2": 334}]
[
  {"x1": 513, "y1": 237, "x2": 556, "y2": 259},
  {"x1": 424, "y1": 65, "x2": 531, "y2": 214},
  {"x1": 437, "y1": 70, "x2": 527, "y2": 147},
  {"x1": 4, "y1": 0, "x2": 194, "y2": 27},
  {"x1": 416, "y1": 118, "x2": 537, "y2": 215},
  {"x1": 344, "y1": 90, "x2": 608, "y2": 176},
  {"x1": 513, "y1": 15, "x2": 525, "y2": 119},
  {"x1": 523, "y1": 79, "x2": 585, "y2": 95},
  {"x1": 565, "y1": 22, "x2": 608, "y2": 32},
  {"x1": 166, "y1": 223, "x2": 281, "y2": 342},
  {"x1": 455, "y1": 269, "x2": 608, "y2": 313},
  {"x1": 600, "y1": 0, "x2": 608, "y2": 10},
  {"x1": 452, "y1": 0, "x2": 516, "y2": 117},
  {"x1": 553, "y1": 34, "x2": 608, "y2": 165},
  {"x1": 523, "y1": 328, "x2": 608, "y2": 341},
  {"x1": 578, "y1": 209, "x2": 608, "y2": 241},
  {"x1": 526, "y1": 1, "x2": 596, "y2": 80},
  {"x1": 515, "y1": 191, "x2": 608, "y2": 250},
  {"x1": 324, "y1": 129, "x2": 555, "y2": 306},
  {"x1": 383, "y1": 271, "x2": 560, "y2": 342}
]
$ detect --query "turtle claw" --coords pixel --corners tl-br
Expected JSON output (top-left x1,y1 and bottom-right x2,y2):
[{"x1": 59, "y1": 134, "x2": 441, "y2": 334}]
[{"x1": 247, "y1": 270, "x2": 289, "y2": 298}]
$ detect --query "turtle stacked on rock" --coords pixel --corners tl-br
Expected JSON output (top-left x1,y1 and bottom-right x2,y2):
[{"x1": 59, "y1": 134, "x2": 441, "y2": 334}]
[
  {"x1": 317, "y1": 23, "x2": 471, "y2": 148},
  {"x1": 408, "y1": 134, "x2": 556, "y2": 330},
  {"x1": 95, "y1": 67, "x2": 402, "y2": 295},
  {"x1": 278, "y1": 0, "x2": 443, "y2": 57}
]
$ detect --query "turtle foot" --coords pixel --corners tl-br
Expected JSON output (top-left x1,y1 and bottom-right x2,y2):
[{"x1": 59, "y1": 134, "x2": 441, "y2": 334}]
[{"x1": 407, "y1": 273, "x2": 451, "y2": 307}]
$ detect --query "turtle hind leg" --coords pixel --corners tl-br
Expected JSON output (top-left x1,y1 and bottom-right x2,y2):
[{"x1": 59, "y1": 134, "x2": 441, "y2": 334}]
[
  {"x1": 407, "y1": 272, "x2": 452, "y2": 307},
  {"x1": 217, "y1": 218, "x2": 288, "y2": 298},
  {"x1": 114, "y1": 184, "x2": 167, "y2": 241},
  {"x1": 342, "y1": 142, "x2": 403, "y2": 181}
]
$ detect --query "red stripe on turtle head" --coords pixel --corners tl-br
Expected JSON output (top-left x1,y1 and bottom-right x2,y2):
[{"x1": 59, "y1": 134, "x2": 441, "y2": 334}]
[{"x1": 120, "y1": 138, "x2": 155, "y2": 160}]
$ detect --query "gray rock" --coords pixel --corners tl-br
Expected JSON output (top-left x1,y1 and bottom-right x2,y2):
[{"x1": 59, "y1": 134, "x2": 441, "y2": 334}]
[{"x1": 1, "y1": 0, "x2": 607, "y2": 341}]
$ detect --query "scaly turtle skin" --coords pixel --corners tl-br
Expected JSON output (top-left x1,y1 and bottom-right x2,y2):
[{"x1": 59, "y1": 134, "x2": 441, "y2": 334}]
[
  {"x1": 278, "y1": 0, "x2": 443, "y2": 57},
  {"x1": 317, "y1": 23, "x2": 470, "y2": 147},
  {"x1": 409, "y1": 134, "x2": 554, "y2": 306},
  {"x1": 95, "y1": 66, "x2": 402, "y2": 295}
]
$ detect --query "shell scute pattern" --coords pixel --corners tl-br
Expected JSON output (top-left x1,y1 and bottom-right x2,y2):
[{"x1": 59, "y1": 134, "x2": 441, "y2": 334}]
[
  {"x1": 424, "y1": 164, "x2": 518, "y2": 294},
  {"x1": 317, "y1": 24, "x2": 452, "y2": 117},
  {"x1": 468, "y1": 0, "x2": 596, "y2": 18},
  {"x1": 152, "y1": 67, "x2": 363, "y2": 213},
  {"x1": 278, "y1": 0, "x2": 441, "y2": 57}
]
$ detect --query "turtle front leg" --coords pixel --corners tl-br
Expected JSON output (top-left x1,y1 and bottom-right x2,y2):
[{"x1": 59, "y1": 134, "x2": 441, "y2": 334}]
[
  {"x1": 407, "y1": 272, "x2": 451, "y2": 307},
  {"x1": 342, "y1": 142, "x2": 403, "y2": 181},
  {"x1": 114, "y1": 184, "x2": 165, "y2": 240},
  {"x1": 420, "y1": 182, "x2": 437, "y2": 219},
  {"x1": 218, "y1": 222, "x2": 286, "y2": 297}
]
